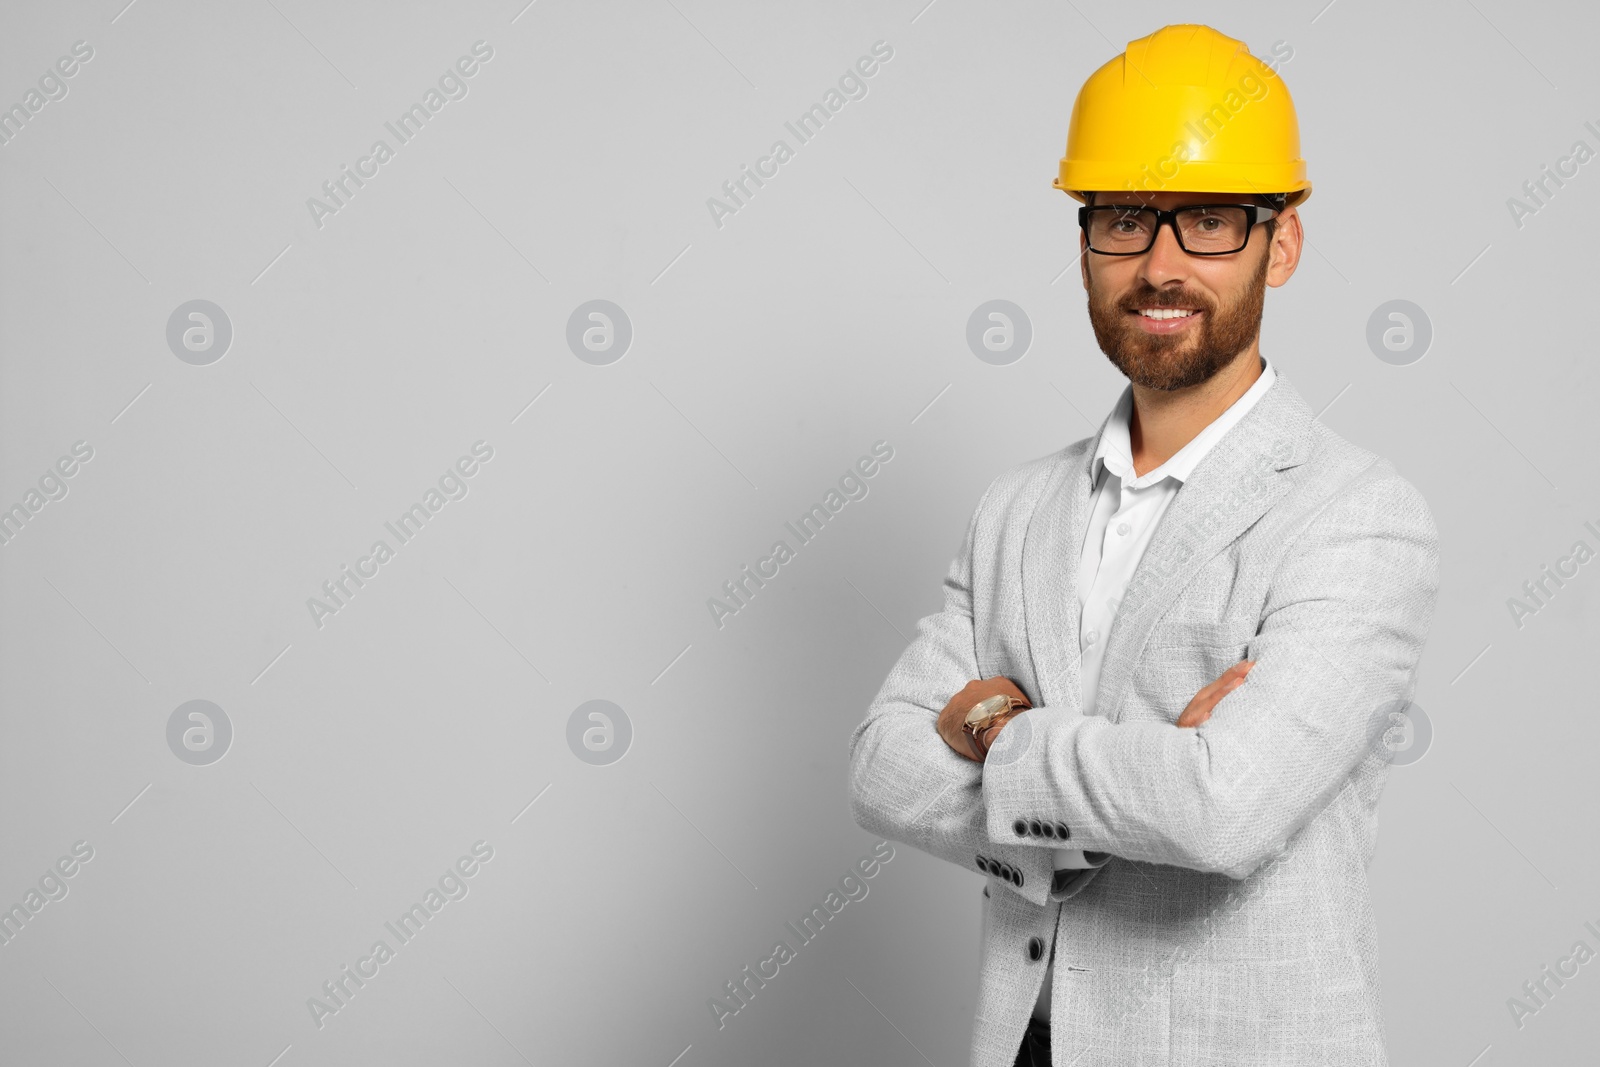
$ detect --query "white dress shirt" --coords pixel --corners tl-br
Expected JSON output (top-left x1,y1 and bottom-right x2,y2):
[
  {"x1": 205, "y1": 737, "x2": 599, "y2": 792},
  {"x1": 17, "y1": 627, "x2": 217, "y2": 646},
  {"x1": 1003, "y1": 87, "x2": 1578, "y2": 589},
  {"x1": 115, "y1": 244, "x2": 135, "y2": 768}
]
[{"x1": 1032, "y1": 355, "x2": 1276, "y2": 1021}]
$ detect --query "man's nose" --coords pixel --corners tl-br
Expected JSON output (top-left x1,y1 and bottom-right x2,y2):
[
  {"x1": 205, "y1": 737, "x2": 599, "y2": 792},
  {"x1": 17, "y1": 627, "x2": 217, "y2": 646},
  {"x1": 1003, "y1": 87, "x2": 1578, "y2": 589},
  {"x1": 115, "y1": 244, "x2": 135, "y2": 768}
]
[{"x1": 1139, "y1": 219, "x2": 1191, "y2": 288}]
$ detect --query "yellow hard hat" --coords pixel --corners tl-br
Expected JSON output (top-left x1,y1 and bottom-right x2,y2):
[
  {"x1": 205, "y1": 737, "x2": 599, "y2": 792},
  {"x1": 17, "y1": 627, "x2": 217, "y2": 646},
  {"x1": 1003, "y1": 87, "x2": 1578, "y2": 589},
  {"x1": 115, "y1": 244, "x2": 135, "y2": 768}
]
[{"x1": 1055, "y1": 24, "x2": 1310, "y2": 207}]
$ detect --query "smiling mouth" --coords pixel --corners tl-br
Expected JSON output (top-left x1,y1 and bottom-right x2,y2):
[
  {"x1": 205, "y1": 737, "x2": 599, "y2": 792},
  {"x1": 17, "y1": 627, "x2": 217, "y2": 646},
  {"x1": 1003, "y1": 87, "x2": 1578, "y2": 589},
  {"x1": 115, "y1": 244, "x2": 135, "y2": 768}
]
[{"x1": 1133, "y1": 308, "x2": 1199, "y2": 320}]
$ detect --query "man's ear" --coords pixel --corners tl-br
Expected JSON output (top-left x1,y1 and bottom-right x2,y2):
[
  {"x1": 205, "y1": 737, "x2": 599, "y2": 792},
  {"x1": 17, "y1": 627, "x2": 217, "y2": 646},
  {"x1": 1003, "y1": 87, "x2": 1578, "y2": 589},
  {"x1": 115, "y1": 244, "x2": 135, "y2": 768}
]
[{"x1": 1266, "y1": 206, "x2": 1303, "y2": 289}]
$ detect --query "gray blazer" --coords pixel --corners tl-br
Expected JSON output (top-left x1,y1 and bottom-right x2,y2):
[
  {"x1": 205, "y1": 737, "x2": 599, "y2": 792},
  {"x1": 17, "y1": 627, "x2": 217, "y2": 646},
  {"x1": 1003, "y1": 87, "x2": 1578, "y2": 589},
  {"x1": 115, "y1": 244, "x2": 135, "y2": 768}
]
[{"x1": 848, "y1": 371, "x2": 1440, "y2": 1066}]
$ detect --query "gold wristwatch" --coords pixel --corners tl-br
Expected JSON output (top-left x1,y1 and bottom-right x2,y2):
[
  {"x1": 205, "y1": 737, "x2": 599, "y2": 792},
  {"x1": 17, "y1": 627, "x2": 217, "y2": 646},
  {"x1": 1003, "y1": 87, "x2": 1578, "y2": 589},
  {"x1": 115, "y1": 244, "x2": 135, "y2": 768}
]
[{"x1": 961, "y1": 693, "x2": 1028, "y2": 761}]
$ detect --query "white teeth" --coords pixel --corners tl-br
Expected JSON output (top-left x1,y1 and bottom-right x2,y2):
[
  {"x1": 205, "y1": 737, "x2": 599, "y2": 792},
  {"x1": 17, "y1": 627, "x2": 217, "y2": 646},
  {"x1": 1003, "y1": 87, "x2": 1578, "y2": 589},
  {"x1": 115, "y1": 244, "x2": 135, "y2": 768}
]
[{"x1": 1138, "y1": 308, "x2": 1196, "y2": 320}]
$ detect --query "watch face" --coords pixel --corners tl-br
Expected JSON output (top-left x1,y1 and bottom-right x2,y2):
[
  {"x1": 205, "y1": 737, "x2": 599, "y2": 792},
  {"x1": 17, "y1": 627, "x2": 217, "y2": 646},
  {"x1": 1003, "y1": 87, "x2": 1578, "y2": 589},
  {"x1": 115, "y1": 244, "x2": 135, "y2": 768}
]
[{"x1": 965, "y1": 694, "x2": 1008, "y2": 727}]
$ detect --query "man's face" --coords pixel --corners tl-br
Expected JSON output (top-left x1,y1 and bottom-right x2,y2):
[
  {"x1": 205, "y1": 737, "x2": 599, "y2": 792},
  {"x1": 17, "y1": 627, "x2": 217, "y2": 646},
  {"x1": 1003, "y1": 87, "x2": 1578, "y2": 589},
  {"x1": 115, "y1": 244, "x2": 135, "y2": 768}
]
[{"x1": 1081, "y1": 190, "x2": 1277, "y2": 392}]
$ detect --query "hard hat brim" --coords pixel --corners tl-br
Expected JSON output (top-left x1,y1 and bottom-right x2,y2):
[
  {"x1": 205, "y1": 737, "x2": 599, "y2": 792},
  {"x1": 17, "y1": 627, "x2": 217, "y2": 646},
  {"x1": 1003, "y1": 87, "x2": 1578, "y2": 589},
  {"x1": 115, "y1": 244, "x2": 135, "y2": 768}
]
[{"x1": 1056, "y1": 161, "x2": 1310, "y2": 209}]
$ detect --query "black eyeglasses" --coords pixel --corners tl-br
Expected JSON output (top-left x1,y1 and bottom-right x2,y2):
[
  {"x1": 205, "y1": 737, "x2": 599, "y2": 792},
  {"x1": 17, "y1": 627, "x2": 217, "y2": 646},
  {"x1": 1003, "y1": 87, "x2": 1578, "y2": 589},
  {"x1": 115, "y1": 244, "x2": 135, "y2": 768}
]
[{"x1": 1078, "y1": 203, "x2": 1278, "y2": 256}]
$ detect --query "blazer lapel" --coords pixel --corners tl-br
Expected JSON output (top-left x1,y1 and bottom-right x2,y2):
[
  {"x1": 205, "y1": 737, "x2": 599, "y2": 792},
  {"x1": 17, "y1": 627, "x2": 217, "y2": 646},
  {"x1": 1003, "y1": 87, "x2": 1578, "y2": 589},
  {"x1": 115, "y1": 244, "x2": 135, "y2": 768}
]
[
  {"x1": 1019, "y1": 397, "x2": 1120, "y2": 713},
  {"x1": 1092, "y1": 373, "x2": 1315, "y2": 724}
]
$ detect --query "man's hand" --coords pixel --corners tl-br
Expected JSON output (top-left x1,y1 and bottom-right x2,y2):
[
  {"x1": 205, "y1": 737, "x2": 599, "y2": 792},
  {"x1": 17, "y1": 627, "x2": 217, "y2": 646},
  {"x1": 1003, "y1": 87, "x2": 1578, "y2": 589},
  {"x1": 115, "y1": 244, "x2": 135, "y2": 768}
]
[
  {"x1": 1177, "y1": 659, "x2": 1255, "y2": 728},
  {"x1": 937, "y1": 676, "x2": 1031, "y2": 762}
]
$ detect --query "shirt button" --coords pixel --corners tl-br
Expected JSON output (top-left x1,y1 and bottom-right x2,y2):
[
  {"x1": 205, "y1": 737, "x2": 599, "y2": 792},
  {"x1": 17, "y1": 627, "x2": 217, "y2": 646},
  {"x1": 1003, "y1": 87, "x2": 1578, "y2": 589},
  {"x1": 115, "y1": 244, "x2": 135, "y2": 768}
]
[
  {"x1": 1085, "y1": 630, "x2": 1099, "y2": 645},
  {"x1": 1117, "y1": 522, "x2": 1131, "y2": 536}
]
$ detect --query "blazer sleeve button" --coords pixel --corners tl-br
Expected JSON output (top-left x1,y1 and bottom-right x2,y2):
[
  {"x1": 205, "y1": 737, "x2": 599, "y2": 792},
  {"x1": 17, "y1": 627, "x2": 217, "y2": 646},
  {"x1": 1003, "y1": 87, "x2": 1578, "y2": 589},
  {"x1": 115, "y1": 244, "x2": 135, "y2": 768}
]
[{"x1": 1013, "y1": 818, "x2": 1030, "y2": 837}]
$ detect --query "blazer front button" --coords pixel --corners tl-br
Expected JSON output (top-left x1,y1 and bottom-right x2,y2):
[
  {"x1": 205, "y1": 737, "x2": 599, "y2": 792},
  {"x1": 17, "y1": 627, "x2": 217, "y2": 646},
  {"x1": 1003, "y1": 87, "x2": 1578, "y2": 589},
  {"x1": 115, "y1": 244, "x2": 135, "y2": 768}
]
[
  {"x1": 1026, "y1": 936, "x2": 1044, "y2": 961},
  {"x1": 1013, "y1": 819, "x2": 1029, "y2": 837}
]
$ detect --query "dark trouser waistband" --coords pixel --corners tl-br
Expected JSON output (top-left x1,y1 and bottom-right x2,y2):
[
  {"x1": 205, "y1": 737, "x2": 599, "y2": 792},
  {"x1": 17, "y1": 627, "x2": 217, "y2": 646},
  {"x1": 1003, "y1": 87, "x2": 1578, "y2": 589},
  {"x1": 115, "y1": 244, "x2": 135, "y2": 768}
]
[{"x1": 1013, "y1": 1015, "x2": 1051, "y2": 1067}]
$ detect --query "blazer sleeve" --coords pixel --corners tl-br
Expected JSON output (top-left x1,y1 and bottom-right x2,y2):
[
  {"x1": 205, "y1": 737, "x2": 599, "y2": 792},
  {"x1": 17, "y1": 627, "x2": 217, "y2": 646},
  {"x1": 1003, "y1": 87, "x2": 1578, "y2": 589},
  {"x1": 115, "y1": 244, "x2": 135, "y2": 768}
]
[
  {"x1": 980, "y1": 461, "x2": 1442, "y2": 880},
  {"x1": 848, "y1": 477, "x2": 1100, "y2": 907}
]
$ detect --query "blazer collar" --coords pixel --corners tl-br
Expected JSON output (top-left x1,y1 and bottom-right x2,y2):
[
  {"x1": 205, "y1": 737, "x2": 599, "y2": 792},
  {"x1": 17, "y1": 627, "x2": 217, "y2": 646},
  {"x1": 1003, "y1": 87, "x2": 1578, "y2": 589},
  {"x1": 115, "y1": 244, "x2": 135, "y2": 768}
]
[
  {"x1": 1020, "y1": 368, "x2": 1314, "y2": 719},
  {"x1": 1091, "y1": 356, "x2": 1278, "y2": 492}
]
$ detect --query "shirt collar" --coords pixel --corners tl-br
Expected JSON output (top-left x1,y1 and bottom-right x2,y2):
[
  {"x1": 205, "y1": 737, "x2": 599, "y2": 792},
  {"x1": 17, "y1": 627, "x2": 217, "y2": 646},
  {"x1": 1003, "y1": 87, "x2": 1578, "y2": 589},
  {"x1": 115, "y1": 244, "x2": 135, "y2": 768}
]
[{"x1": 1092, "y1": 356, "x2": 1277, "y2": 490}]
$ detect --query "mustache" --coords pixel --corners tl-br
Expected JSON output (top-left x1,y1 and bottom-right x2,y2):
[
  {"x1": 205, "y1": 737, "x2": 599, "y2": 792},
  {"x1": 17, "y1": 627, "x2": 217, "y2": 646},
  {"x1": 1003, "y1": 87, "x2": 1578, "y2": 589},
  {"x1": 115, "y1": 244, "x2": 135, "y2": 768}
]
[{"x1": 1117, "y1": 287, "x2": 1212, "y2": 313}]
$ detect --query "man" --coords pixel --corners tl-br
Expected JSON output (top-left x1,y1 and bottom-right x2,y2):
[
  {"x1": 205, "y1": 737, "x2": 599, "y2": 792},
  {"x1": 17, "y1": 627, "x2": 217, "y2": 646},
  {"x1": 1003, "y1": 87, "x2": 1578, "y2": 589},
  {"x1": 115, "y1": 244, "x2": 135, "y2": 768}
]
[{"x1": 848, "y1": 24, "x2": 1439, "y2": 1067}]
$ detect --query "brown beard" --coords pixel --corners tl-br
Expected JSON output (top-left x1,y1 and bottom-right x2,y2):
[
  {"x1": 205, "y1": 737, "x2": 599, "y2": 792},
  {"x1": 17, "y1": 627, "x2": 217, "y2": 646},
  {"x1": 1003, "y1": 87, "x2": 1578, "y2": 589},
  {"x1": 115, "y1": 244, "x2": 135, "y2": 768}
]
[{"x1": 1085, "y1": 248, "x2": 1270, "y2": 391}]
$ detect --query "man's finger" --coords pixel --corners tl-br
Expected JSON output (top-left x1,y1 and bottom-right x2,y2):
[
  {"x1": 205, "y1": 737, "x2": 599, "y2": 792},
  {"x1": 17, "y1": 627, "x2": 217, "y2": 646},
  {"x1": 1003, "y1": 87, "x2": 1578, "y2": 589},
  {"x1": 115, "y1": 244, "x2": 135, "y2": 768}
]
[{"x1": 1177, "y1": 660, "x2": 1256, "y2": 727}]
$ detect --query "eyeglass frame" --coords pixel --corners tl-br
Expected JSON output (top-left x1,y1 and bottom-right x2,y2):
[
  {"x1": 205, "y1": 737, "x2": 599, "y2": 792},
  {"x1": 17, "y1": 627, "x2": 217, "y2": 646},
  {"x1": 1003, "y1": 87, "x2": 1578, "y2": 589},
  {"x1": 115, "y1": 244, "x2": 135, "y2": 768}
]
[{"x1": 1076, "y1": 202, "x2": 1280, "y2": 257}]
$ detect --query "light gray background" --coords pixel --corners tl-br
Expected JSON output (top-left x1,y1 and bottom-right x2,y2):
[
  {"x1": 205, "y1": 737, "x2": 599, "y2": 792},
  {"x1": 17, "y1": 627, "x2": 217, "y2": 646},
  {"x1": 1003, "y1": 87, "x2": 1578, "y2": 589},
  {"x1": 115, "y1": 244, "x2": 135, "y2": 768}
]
[{"x1": 1, "y1": 0, "x2": 1595, "y2": 1064}]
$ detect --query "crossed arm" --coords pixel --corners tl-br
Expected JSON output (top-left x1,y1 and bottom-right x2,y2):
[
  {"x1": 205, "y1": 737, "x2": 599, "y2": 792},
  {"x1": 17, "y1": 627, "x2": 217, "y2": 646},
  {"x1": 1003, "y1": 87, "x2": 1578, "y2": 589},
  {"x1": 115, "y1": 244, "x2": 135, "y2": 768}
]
[
  {"x1": 848, "y1": 465, "x2": 1439, "y2": 903},
  {"x1": 933, "y1": 663, "x2": 1252, "y2": 761}
]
